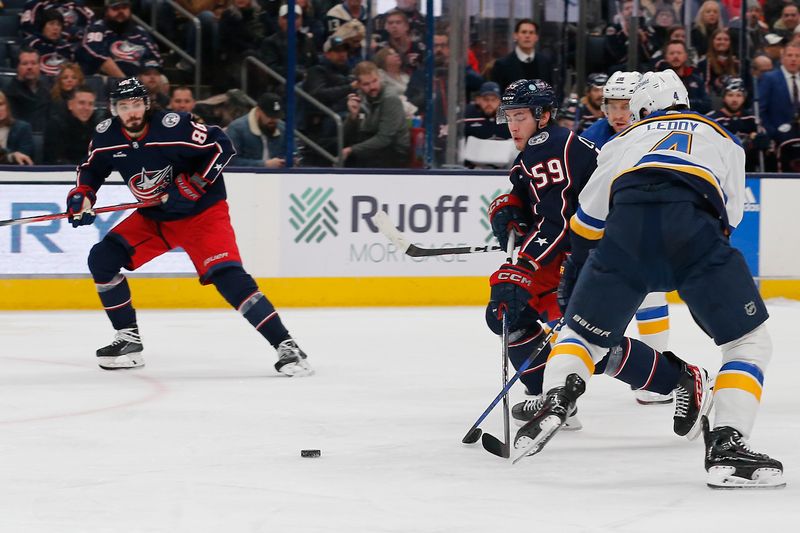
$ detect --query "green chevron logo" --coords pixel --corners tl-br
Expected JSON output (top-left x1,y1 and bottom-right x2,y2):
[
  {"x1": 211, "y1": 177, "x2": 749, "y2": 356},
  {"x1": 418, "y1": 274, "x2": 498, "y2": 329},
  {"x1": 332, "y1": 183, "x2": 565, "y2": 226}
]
[
  {"x1": 479, "y1": 188, "x2": 508, "y2": 243},
  {"x1": 289, "y1": 187, "x2": 339, "y2": 243}
]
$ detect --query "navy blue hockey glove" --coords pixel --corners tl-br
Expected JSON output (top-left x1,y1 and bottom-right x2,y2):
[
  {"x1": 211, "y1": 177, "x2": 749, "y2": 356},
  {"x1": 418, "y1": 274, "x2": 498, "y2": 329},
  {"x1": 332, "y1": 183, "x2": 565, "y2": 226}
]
[
  {"x1": 557, "y1": 255, "x2": 580, "y2": 314},
  {"x1": 488, "y1": 193, "x2": 530, "y2": 251},
  {"x1": 485, "y1": 262, "x2": 541, "y2": 335},
  {"x1": 161, "y1": 173, "x2": 206, "y2": 214},
  {"x1": 66, "y1": 185, "x2": 97, "y2": 227}
]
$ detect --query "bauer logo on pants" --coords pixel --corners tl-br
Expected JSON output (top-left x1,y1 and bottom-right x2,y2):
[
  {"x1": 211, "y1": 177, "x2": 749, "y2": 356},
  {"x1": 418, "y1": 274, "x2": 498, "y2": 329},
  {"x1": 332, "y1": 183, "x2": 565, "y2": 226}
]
[{"x1": 288, "y1": 187, "x2": 339, "y2": 243}]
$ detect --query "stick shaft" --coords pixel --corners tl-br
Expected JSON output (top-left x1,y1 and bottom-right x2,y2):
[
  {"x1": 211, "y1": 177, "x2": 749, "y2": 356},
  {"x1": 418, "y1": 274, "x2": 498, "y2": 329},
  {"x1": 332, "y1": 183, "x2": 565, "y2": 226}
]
[{"x1": 0, "y1": 200, "x2": 161, "y2": 227}]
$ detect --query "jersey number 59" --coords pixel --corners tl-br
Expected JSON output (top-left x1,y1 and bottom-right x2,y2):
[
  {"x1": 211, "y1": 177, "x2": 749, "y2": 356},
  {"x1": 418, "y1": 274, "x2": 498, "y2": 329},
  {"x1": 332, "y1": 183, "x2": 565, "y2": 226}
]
[{"x1": 530, "y1": 158, "x2": 566, "y2": 189}]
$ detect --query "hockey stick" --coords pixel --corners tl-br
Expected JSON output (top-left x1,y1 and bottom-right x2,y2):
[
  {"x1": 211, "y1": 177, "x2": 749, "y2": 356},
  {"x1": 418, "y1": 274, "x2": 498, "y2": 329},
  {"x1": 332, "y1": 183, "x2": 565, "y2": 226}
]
[
  {"x1": 370, "y1": 210, "x2": 503, "y2": 257},
  {"x1": 461, "y1": 317, "x2": 565, "y2": 446},
  {"x1": 0, "y1": 199, "x2": 161, "y2": 227}
]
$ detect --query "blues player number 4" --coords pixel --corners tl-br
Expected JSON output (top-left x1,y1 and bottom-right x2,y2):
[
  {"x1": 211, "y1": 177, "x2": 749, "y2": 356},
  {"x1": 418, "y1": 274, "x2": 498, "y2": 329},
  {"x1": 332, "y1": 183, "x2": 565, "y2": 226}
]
[{"x1": 650, "y1": 131, "x2": 693, "y2": 154}]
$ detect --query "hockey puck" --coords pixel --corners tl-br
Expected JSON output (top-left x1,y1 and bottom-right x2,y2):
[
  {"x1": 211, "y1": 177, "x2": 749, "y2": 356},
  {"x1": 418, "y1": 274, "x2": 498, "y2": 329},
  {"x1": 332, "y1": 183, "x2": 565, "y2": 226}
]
[{"x1": 301, "y1": 449, "x2": 321, "y2": 458}]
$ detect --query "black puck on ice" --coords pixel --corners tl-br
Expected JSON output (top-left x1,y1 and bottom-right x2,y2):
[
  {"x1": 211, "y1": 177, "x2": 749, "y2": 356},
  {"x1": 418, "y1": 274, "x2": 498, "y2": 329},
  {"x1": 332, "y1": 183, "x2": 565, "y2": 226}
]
[{"x1": 301, "y1": 449, "x2": 321, "y2": 458}]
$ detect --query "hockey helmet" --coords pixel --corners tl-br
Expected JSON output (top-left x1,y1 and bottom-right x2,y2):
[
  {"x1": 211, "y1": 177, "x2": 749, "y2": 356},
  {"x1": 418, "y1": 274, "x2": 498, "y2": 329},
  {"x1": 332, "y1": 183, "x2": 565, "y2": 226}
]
[
  {"x1": 109, "y1": 77, "x2": 151, "y2": 117},
  {"x1": 587, "y1": 72, "x2": 609, "y2": 88},
  {"x1": 497, "y1": 79, "x2": 558, "y2": 124},
  {"x1": 557, "y1": 95, "x2": 580, "y2": 121},
  {"x1": 629, "y1": 69, "x2": 690, "y2": 121},
  {"x1": 722, "y1": 76, "x2": 747, "y2": 96},
  {"x1": 602, "y1": 71, "x2": 643, "y2": 104}
]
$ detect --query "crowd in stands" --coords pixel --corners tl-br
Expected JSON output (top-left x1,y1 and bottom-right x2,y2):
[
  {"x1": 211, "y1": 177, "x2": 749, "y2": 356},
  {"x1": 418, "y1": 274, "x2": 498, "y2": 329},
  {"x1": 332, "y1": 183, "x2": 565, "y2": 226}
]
[{"x1": 0, "y1": 0, "x2": 797, "y2": 170}]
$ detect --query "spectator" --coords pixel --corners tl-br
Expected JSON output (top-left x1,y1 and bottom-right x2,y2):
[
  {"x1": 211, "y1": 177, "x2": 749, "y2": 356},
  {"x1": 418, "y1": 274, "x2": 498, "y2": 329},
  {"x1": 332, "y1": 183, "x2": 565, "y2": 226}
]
[
  {"x1": 259, "y1": 3, "x2": 317, "y2": 83},
  {"x1": 758, "y1": 40, "x2": 800, "y2": 143},
  {"x1": 343, "y1": 61, "x2": 409, "y2": 168},
  {"x1": 657, "y1": 40, "x2": 712, "y2": 113},
  {"x1": 605, "y1": 0, "x2": 656, "y2": 71},
  {"x1": 707, "y1": 77, "x2": 765, "y2": 171},
  {"x1": 648, "y1": 4, "x2": 680, "y2": 54},
  {"x1": 0, "y1": 92, "x2": 34, "y2": 165},
  {"x1": 405, "y1": 29, "x2": 448, "y2": 163},
  {"x1": 5, "y1": 48, "x2": 52, "y2": 132},
  {"x1": 651, "y1": 24, "x2": 700, "y2": 69},
  {"x1": 169, "y1": 85, "x2": 196, "y2": 114},
  {"x1": 751, "y1": 53, "x2": 775, "y2": 78},
  {"x1": 137, "y1": 61, "x2": 169, "y2": 111},
  {"x1": 728, "y1": 1, "x2": 770, "y2": 56},
  {"x1": 297, "y1": 0, "x2": 326, "y2": 49},
  {"x1": 217, "y1": 0, "x2": 265, "y2": 90},
  {"x1": 303, "y1": 34, "x2": 353, "y2": 165},
  {"x1": 154, "y1": 0, "x2": 227, "y2": 73},
  {"x1": 43, "y1": 85, "x2": 98, "y2": 164},
  {"x1": 375, "y1": 9, "x2": 425, "y2": 74},
  {"x1": 375, "y1": 0, "x2": 425, "y2": 43},
  {"x1": 50, "y1": 62, "x2": 85, "y2": 116},
  {"x1": 77, "y1": 0, "x2": 162, "y2": 77},
  {"x1": 463, "y1": 81, "x2": 510, "y2": 140},
  {"x1": 763, "y1": 32, "x2": 785, "y2": 66},
  {"x1": 325, "y1": 0, "x2": 366, "y2": 38},
  {"x1": 576, "y1": 73, "x2": 607, "y2": 133},
  {"x1": 375, "y1": 47, "x2": 410, "y2": 99},
  {"x1": 227, "y1": 92, "x2": 288, "y2": 167},
  {"x1": 692, "y1": 0, "x2": 724, "y2": 57},
  {"x1": 490, "y1": 19, "x2": 553, "y2": 92},
  {"x1": 19, "y1": 0, "x2": 96, "y2": 44},
  {"x1": 332, "y1": 19, "x2": 367, "y2": 68},
  {"x1": 698, "y1": 29, "x2": 741, "y2": 101},
  {"x1": 772, "y1": 2, "x2": 800, "y2": 39},
  {"x1": 23, "y1": 9, "x2": 74, "y2": 77}
]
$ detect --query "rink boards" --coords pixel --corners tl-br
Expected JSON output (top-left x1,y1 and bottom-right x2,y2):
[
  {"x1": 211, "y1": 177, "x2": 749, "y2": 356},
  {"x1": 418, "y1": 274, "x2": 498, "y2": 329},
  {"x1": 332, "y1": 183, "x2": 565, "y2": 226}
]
[{"x1": 1, "y1": 169, "x2": 798, "y2": 309}]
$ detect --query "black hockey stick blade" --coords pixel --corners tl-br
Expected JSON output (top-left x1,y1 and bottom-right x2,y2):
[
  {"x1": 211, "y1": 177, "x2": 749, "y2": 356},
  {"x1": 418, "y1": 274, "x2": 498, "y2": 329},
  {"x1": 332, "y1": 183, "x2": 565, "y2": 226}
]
[
  {"x1": 370, "y1": 210, "x2": 503, "y2": 257},
  {"x1": 462, "y1": 427, "x2": 482, "y2": 444},
  {"x1": 481, "y1": 432, "x2": 510, "y2": 458}
]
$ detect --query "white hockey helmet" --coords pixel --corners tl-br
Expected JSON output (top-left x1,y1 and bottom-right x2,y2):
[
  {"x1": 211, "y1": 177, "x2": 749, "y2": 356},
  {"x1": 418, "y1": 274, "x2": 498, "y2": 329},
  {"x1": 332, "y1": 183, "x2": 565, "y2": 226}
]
[
  {"x1": 629, "y1": 69, "x2": 690, "y2": 121},
  {"x1": 602, "y1": 71, "x2": 642, "y2": 106}
]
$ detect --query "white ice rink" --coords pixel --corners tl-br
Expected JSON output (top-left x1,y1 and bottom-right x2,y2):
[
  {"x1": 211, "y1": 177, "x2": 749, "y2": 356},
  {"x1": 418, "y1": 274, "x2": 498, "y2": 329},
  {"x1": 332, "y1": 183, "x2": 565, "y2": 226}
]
[{"x1": 1, "y1": 302, "x2": 798, "y2": 532}]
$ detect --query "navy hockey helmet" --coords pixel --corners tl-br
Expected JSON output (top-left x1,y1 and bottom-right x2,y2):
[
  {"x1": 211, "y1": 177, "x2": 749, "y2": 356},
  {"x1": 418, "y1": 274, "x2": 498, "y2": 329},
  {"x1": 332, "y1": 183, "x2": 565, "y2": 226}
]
[
  {"x1": 557, "y1": 95, "x2": 579, "y2": 121},
  {"x1": 722, "y1": 76, "x2": 747, "y2": 96},
  {"x1": 497, "y1": 79, "x2": 558, "y2": 124},
  {"x1": 109, "y1": 77, "x2": 151, "y2": 116}
]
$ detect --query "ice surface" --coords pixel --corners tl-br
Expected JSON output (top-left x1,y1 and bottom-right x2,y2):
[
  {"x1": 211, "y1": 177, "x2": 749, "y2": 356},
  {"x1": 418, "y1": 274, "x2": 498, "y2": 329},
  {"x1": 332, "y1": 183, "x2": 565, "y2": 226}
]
[{"x1": 0, "y1": 302, "x2": 798, "y2": 532}]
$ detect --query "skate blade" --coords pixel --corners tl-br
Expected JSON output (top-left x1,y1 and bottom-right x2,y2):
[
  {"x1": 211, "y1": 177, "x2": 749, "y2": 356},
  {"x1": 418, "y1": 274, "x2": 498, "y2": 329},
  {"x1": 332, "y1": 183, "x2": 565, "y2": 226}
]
[
  {"x1": 512, "y1": 415, "x2": 562, "y2": 465},
  {"x1": 97, "y1": 354, "x2": 145, "y2": 370},
  {"x1": 707, "y1": 466, "x2": 786, "y2": 489},
  {"x1": 513, "y1": 416, "x2": 581, "y2": 431},
  {"x1": 278, "y1": 360, "x2": 315, "y2": 377}
]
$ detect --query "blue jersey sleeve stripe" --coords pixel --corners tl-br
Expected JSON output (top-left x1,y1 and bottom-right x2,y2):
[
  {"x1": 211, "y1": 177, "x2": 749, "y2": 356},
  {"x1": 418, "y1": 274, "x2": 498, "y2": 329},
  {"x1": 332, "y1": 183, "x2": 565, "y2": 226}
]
[{"x1": 720, "y1": 361, "x2": 764, "y2": 385}]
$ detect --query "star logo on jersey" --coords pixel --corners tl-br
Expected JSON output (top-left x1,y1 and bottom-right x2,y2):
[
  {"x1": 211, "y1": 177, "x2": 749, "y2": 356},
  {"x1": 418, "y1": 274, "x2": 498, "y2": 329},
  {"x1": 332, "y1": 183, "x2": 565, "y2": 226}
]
[
  {"x1": 214, "y1": 164, "x2": 223, "y2": 171},
  {"x1": 288, "y1": 187, "x2": 339, "y2": 243},
  {"x1": 129, "y1": 165, "x2": 173, "y2": 201},
  {"x1": 534, "y1": 237, "x2": 548, "y2": 246}
]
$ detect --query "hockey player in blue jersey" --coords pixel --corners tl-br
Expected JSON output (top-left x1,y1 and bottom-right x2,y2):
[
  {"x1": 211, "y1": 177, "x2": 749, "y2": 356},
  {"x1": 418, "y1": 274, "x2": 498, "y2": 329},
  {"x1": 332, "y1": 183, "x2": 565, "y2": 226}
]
[
  {"x1": 66, "y1": 78, "x2": 313, "y2": 377},
  {"x1": 514, "y1": 71, "x2": 784, "y2": 489},
  {"x1": 485, "y1": 79, "x2": 710, "y2": 435},
  {"x1": 582, "y1": 70, "x2": 674, "y2": 406}
]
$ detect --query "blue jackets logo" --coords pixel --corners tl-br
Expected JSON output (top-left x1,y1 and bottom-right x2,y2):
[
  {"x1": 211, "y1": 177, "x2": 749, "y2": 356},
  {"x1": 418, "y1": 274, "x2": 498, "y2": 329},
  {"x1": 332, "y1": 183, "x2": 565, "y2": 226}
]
[{"x1": 129, "y1": 165, "x2": 172, "y2": 200}]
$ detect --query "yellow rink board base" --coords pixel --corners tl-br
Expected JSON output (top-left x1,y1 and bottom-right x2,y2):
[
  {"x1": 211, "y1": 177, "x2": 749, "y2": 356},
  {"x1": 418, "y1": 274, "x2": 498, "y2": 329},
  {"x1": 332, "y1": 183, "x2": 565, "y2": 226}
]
[{"x1": 0, "y1": 278, "x2": 797, "y2": 310}]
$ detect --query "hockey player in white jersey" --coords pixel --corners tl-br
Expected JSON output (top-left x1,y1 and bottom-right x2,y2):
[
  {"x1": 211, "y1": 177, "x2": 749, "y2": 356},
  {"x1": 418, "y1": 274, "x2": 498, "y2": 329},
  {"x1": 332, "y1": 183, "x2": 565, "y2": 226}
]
[{"x1": 513, "y1": 70, "x2": 784, "y2": 489}]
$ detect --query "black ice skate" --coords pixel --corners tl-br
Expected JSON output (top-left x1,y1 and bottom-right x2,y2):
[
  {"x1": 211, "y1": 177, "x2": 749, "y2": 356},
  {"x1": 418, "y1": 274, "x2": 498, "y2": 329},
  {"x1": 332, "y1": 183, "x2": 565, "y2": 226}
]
[
  {"x1": 673, "y1": 362, "x2": 713, "y2": 440},
  {"x1": 512, "y1": 373, "x2": 586, "y2": 464},
  {"x1": 96, "y1": 325, "x2": 144, "y2": 370},
  {"x1": 274, "y1": 339, "x2": 314, "y2": 377},
  {"x1": 512, "y1": 395, "x2": 582, "y2": 430},
  {"x1": 702, "y1": 417, "x2": 785, "y2": 489}
]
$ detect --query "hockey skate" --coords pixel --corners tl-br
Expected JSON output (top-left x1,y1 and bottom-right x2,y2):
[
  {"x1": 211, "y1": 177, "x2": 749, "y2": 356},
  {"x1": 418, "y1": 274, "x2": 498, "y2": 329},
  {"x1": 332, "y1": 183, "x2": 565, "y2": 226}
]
[
  {"x1": 96, "y1": 326, "x2": 144, "y2": 370},
  {"x1": 702, "y1": 417, "x2": 785, "y2": 489},
  {"x1": 634, "y1": 390, "x2": 673, "y2": 405},
  {"x1": 673, "y1": 363, "x2": 713, "y2": 440},
  {"x1": 275, "y1": 339, "x2": 314, "y2": 377},
  {"x1": 512, "y1": 373, "x2": 586, "y2": 463},
  {"x1": 512, "y1": 395, "x2": 582, "y2": 430}
]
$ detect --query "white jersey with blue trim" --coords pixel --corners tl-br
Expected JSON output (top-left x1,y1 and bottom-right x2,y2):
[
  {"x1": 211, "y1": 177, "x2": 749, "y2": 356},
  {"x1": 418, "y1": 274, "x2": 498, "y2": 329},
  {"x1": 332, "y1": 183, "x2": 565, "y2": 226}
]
[{"x1": 571, "y1": 109, "x2": 745, "y2": 242}]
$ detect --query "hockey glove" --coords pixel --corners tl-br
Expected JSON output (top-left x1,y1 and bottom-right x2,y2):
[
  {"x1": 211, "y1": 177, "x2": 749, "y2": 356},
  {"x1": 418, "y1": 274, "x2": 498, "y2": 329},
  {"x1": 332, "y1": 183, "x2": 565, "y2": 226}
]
[
  {"x1": 485, "y1": 262, "x2": 541, "y2": 335},
  {"x1": 557, "y1": 255, "x2": 580, "y2": 314},
  {"x1": 488, "y1": 193, "x2": 530, "y2": 251},
  {"x1": 66, "y1": 185, "x2": 97, "y2": 227},
  {"x1": 161, "y1": 173, "x2": 206, "y2": 214}
]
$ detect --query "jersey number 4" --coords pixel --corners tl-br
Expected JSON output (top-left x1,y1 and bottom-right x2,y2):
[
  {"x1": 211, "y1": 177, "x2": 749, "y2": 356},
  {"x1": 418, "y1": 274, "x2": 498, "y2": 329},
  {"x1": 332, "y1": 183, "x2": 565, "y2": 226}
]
[
  {"x1": 650, "y1": 131, "x2": 693, "y2": 154},
  {"x1": 530, "y1": 158, "x2": 566, "y2": 189}
]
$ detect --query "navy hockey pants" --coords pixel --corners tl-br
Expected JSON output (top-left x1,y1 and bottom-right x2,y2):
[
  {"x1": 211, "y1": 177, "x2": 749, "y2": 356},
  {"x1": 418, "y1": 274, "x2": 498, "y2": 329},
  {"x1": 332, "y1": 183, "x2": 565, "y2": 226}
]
[{"x1": 565, "y1": 182, "x2": 768, "y2": 348}]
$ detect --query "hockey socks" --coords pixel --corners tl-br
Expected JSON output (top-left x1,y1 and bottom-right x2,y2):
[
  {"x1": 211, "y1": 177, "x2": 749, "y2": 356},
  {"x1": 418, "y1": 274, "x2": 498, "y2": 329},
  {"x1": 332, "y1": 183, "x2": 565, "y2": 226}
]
[
  {"x1": 212, "y1": 267, "x2": 290, "y2": 347},
  {"x1": 603, "y1": 337, "x2": 682, "y2": 395},
  {"x1": 95, "y1": 274, "x2": 137, "y2": 330}
]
